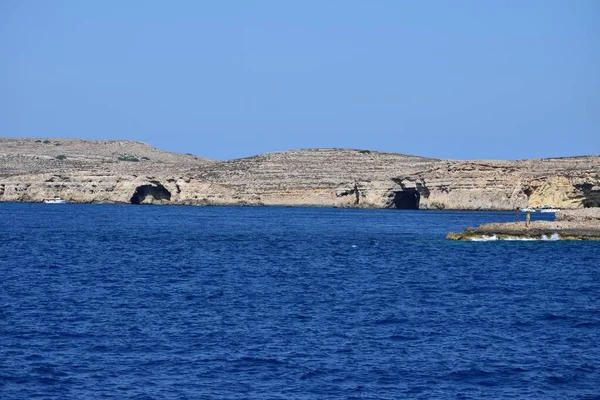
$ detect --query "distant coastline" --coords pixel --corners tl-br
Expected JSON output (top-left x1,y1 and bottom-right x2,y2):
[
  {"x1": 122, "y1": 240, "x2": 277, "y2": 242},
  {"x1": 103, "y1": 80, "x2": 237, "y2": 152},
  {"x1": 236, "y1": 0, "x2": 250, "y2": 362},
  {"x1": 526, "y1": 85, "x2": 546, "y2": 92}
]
[{"x1": 1, "y1": 138, "x2": 599, "y2": 210}]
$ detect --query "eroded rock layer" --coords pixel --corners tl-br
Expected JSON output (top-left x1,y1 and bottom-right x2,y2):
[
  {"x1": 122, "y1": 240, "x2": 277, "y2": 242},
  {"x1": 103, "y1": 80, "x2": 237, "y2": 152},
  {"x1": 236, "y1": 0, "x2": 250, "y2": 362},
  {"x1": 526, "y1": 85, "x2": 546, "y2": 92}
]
[{"x1": 1, "y1": 138, "x2": 599, "y2": 210}]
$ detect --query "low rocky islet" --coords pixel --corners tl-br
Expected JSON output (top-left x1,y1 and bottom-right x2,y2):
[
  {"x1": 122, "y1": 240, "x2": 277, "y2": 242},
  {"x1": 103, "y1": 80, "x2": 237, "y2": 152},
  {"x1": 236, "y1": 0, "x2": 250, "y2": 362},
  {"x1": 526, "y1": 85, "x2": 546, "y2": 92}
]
[{"x1": 446, "y1": 209, "x2": 600, "y2": 241}]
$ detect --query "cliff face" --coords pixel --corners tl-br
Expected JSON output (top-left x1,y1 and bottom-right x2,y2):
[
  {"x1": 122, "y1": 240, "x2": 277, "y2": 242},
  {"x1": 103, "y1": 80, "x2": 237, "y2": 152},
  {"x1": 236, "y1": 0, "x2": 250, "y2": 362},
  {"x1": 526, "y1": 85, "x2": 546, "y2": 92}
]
[
  {"x1": 399, "y1": 158, "x2": 600, "y2": 210},
  {"x1": 1, "y1": 138, "x2": 599, "y2": 210}
]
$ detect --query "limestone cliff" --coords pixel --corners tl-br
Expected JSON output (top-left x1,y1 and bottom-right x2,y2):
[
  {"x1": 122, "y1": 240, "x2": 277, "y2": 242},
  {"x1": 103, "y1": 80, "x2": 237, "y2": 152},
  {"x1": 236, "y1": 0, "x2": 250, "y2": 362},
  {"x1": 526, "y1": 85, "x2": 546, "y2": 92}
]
[
  {"x1": 399, "y1": 158, "x2": 600, "y2": 210},
  {"x1": 1, "y1": 138, "x2": 599, "y2": 210}
]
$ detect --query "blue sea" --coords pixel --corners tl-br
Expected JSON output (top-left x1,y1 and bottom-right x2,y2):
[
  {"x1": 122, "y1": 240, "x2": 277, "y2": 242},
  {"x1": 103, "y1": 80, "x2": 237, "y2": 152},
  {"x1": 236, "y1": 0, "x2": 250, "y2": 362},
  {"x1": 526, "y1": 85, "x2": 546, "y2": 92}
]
[{"x1": 1, "y1": 204, "x2": 599, "y2": 399}]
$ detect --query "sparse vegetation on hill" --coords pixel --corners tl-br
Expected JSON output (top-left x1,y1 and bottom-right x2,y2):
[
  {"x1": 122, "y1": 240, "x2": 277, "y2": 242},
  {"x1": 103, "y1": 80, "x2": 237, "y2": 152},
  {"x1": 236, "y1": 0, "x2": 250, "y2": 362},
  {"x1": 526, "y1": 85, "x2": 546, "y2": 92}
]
[
  {"x1": 0, "y1": 138, "x2": 598, "y2": 209},
  {"x1": 118, "y1": 155, "x2": 140, "y2": 162}
]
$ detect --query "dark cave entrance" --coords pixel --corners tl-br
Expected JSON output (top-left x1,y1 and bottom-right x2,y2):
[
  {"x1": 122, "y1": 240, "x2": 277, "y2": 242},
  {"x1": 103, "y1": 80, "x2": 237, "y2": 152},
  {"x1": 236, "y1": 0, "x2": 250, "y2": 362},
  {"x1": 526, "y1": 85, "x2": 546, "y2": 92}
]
[
  {"x1": 130, "y1": 183, "x2": 171, "y2": 204},
  {"x1": 392, "y1": 190, "x2": 420, "y2": 209},
  {"x1": 576, "y1": 183, "x2": 600, "y2": 208}
]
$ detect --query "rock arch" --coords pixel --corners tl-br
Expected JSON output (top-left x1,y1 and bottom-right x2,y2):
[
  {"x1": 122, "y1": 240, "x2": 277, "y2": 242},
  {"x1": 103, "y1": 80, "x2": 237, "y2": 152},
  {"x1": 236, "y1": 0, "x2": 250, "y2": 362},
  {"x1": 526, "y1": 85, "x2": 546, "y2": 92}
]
[{"x1": 130, "y1": 182, "x2": 171, "y2": 204}]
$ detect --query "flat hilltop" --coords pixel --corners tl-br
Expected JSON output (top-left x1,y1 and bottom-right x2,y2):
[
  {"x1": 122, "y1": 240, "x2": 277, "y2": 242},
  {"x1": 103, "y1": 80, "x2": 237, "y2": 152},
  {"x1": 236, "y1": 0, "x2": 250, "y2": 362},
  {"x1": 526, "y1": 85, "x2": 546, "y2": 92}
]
[
  {"x1": 0, "y1": 138, "x2": 213, "y2": 176},
  {"x1": 199, "y1": 148, "x2": 441, "y2": 186},
  {"x1": 1, "y1": 138, "x2": 599, "y2": 210}
]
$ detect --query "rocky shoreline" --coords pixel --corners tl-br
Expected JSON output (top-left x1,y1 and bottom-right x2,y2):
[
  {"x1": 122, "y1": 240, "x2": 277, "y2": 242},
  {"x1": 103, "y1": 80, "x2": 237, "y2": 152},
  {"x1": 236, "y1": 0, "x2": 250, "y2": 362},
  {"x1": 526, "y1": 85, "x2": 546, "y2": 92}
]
[
  {"x1": 447, "y1": 209, "x2": 600, "y2": 240},
  {"x1": 1, "y1": 138, "x2": 600, "y2": 210}
]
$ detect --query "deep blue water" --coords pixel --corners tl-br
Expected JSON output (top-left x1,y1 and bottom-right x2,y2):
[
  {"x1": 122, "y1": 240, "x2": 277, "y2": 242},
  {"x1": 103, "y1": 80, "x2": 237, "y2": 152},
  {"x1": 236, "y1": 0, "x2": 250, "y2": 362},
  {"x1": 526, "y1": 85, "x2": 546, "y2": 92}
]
[{"x1": 1, "y1": 204, "x2": 599, "y2": 399}]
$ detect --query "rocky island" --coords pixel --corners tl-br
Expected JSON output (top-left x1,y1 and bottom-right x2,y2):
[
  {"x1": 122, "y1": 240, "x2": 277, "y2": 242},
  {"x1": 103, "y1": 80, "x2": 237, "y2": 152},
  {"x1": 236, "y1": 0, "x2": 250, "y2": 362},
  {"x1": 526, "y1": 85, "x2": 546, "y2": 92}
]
[
  {"x1": 447, "y1": 208, "x2": 600, "y2": 240},
  {"x1": 1, "y1": 138, "x2": 600, "y2": 210}
]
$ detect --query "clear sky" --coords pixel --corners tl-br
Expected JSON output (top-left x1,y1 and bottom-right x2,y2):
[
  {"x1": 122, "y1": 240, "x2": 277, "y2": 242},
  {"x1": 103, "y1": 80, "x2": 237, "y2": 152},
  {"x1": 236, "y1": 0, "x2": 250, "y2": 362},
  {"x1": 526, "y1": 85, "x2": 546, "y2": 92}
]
[{"x1": 1, "y1": 1, "x2": 598, "y2": 160}]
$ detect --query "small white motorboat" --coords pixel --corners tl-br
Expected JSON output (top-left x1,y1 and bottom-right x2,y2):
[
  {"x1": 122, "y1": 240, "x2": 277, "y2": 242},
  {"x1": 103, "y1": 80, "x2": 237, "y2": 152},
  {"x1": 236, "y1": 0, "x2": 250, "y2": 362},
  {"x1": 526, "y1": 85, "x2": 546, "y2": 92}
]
[{"x1": 43, "y1": 197, "x2": 68, "y2": 204}]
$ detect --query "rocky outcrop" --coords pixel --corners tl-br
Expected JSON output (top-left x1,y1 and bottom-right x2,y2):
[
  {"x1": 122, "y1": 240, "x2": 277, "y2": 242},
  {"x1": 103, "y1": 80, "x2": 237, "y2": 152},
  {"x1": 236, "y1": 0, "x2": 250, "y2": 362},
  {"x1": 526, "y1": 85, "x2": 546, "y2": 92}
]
[
  {"x1": 1, "y1": 138, "x2": 599, "y2": 210},
  {"x1": 556, "y1": 208, "x2": 600, "y2": 223},
  {"x1": 447, "y1": 209, "x2": 600, "y2": 241}
]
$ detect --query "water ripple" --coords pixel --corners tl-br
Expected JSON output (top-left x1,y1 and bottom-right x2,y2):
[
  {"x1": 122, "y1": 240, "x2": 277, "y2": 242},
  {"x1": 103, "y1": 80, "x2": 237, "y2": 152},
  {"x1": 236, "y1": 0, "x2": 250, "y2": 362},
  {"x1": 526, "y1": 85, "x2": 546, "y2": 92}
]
[{"x1": 1, "y1": 204, "x2": 599, "y2": 399}]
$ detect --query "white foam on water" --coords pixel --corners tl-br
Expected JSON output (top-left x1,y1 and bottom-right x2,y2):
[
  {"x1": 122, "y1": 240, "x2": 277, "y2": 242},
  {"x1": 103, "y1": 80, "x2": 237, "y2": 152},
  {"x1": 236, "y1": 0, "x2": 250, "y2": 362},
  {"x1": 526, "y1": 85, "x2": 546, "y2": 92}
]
[
  {"x1": 470, "y1": 235, "x2": 498, "y2": 241},
  {"x1": 470, "y1": 233, "x2": 561, "y2": 241},
  {"x1": 542, "y1": 233, "x2": 561, "y2": 241}
]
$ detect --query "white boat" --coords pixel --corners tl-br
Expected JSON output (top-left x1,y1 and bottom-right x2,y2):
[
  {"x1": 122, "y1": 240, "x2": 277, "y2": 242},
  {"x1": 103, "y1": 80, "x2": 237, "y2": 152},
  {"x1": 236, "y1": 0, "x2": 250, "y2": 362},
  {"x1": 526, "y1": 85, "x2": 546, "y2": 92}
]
[
  {"x1": 539, "y1": 205, "x2": 559, "y2": 213},
  {"x1": 43, "y1": 197, "x2": 68, "y2": 204},
  {"x1": 520, "y1": 207, "x2": 536, "y2": 212}
]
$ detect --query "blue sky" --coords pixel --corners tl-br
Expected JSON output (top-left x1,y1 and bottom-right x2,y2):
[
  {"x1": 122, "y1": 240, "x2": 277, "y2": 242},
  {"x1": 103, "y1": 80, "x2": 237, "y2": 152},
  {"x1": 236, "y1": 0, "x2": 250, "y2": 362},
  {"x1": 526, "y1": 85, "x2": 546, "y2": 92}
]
[{"x1": 1, "y1": 1, "x2": 598, "y2": 160}]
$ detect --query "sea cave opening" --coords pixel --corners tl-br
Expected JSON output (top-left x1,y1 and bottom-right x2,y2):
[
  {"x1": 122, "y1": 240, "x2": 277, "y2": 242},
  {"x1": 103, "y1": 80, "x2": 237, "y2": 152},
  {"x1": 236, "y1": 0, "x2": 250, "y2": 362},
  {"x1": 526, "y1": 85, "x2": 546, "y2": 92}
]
[
  {"x1": 575, "y1": 183, "x2": 600, "y2": 208},
  {"x1": 130, "y1": 184, "x2": 171, "y2": 205},
  {"x1": 391, "y1": 190, "x2": 420, "y2": 209}
]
